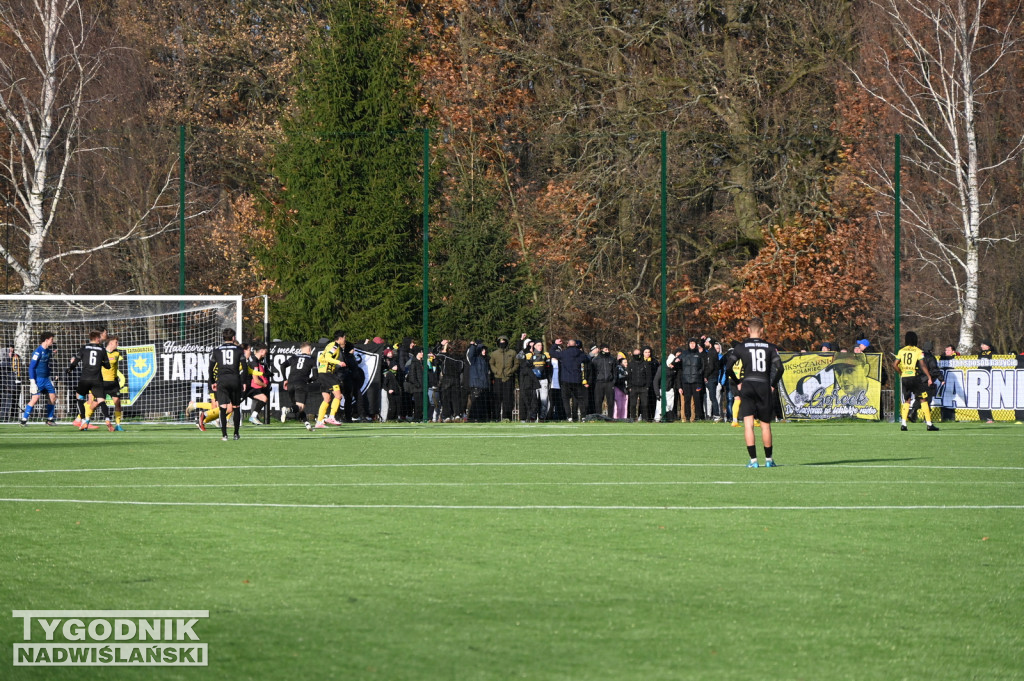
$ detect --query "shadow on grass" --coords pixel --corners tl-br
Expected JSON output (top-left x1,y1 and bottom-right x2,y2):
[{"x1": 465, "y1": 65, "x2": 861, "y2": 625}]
[{"x1": 802, "y1": 457, "x2": 927, "y2": 466}]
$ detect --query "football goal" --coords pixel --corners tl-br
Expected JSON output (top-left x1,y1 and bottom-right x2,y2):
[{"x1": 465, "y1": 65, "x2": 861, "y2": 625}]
[{"x1": 0, "y1": 295, "x2": 242, "y2": 423}]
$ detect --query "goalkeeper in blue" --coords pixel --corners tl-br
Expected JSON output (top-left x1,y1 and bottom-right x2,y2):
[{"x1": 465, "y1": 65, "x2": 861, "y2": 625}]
[{"x1": 20, "y1": 332, "x2": 58, "y2": 426}]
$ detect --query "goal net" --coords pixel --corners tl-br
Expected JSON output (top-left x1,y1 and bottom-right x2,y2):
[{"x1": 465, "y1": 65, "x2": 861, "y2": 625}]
[{"x1": 0, "y1": 295, "x2": 242, "y2": 423}]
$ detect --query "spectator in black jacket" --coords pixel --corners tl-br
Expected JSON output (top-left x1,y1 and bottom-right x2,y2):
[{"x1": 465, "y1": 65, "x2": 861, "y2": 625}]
[
  {"x1": 436, "y1": 340, "x2": 464, "y2": 422},
  {"x1": 519, "y1": 345, "x2": 541, "y2": 422},
  {"x1": 628, "y1": 348, "x2": 652, "y2": 421},
  {"x1": 381, "y1": 363, "x2": 400, "y2": 422},
  {"x1": 404, "y1": 347, "x2": 425, "y2": 422},
  {"x1": 550, "y1": 338, "x2": 590, "y2": 422},
  {"x1": 679, "y1": 339, "x2": 704, "y2": 422},
  {"x1": 591, "y1": 344, "x2": 617, "y2": 417},
  {"x1": 466, "y1": 341, "x2": 491, "y2": 422},
  {"x1": 703, "y1": 338, "x2": 722, "y2": 421}
]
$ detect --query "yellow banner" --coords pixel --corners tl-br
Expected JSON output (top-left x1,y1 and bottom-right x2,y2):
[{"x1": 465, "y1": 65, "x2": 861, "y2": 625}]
[{"x1": 778, "y1": 352, "x2": 882, "y2": 420}]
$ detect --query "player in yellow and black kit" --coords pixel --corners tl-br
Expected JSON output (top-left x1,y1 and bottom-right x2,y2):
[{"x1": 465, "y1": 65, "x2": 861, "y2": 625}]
[
  {"x1": 101, "y1": 335, "x2": 126, "y2": 431},
  {"x1": 894, "y1": 331, "x2": 938, "y2": 432},
  {"x1": 315, "y1": 331, "x2": 347, "y2": 428}
]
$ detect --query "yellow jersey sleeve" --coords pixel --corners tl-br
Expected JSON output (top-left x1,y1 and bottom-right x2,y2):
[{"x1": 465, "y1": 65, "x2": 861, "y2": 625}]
[
  {"x1": 102, "y1": 350, "x2": 121, "y2": 382},
  {"x1": 897, "y1": 345, "x2": 924, "y2": 378}
]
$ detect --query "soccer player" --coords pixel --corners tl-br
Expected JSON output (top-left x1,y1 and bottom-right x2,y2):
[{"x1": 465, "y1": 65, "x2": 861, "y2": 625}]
[
  {"x1": 283, "y1": 342, "x2": 317, "y2": 431},
  {"x1": 21, "y1": 332, "x2": 59, "y2": 426},
  {"x1": 243, "y1": 342, "x2": 270, "y2": 426},
  {"x1": 894, "y1": 331, "x2": 938, "y2": 432},
  {"x1": 102, "y1": 335, "x2": 125, "y2": 431},
  {"x1": 209, "y1": 328, "x2": 247, "y2": 441},
  {"x1": 315, "y1": 331, "x2": 347, "y2": 428},
  {"x1": 725, "y1": 318, "x2": 784, "y2": 468},
  {"x1": 67, "y1": 330, "x2": 113, "y2": 431},
  {"x1": 186, "y1": 390, "x2": 221, "y2": 432}
]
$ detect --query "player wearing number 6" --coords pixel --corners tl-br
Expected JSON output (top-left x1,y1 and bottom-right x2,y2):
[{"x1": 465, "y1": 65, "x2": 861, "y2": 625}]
[
  {"x1": 725, "y1": 318, "x2": 785, "y2": 468},
  {"x1": 67, "y1": 330, "x2": 112, "y2": 431}
]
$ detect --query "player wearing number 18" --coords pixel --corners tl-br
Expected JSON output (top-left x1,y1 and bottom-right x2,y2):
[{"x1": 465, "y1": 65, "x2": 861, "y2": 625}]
[
  {"x1": 894, "y1": 331, "x2": 938, "y2": 432},
  {"x1": 725, "y1": 318, "x2": 785, "y2": 468},
  {"x1": 209, "y1": 328, "x2": 247, "y2": 441}
]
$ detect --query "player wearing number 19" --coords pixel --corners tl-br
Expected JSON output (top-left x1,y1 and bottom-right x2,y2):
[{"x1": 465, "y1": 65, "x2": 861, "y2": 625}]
[
  {"x1": 725, "y1": 318, "x2": 785, "y2": 468},
  {"x1": 209, "y1": 329, "x2": 247, "y2": 441}
]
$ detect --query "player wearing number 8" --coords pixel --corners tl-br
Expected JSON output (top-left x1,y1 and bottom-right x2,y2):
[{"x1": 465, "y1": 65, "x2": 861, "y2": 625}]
[{"x1": 725, "y1": 318, "x2": 784, "y2": 468}]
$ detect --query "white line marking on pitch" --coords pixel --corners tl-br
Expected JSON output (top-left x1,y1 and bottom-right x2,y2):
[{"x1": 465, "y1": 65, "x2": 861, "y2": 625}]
[
  {"x1": 1, "y1": 497, "x2": 1022, "y2": 511},
  {"x1": 1, "y1": 480, "x2": 1020, "y2": 490},
  {"x1": 1, "y1": 462, "x2": 1022, "y2": 476}
]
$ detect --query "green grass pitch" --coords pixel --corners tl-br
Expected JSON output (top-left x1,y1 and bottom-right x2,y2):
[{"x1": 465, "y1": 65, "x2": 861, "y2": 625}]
[{"x1": 1, "y1": 420, "x2": 1022, "y2": 680}]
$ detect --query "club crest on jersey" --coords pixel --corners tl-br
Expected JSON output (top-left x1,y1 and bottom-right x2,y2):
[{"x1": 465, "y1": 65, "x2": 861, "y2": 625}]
[{"x1": 123, "y1": 345, "x2": 157, "y2": 406}]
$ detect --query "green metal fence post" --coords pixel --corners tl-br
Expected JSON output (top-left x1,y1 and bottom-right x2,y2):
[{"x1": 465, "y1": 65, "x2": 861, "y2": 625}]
[
  {"x1": 660, "y1": 131, "x2": 668, "y2": 422},
  {"x1": 894, "y1": 134, "x2": 901, "y2": 354},
  {"x1": 422, "y1": 128, "x2": 430, "y2": 423}
]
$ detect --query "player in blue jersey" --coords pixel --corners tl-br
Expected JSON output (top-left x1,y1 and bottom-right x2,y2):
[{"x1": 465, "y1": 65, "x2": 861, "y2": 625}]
[{"x1": 20, "y1": 332, "x2": 59, "y2": 426}]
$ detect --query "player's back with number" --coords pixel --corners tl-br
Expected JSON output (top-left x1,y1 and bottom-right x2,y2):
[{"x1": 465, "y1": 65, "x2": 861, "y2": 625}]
[
  {"x1": 732, "y1": 340, "x2": 780, "y2": 384},
  {"x1": 896, "y1": 345, "x2": 924, "y2": 378},
  {"x1": 210, "y1": 343, "x2": 245, "y2": 388},
  {"x1": 75, "y1": 342, "x2": 109, "y2": 382}
]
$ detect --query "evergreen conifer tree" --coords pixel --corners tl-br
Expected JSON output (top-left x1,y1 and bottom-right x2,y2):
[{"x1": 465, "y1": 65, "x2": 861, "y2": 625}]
[{"x1": 263, "y1": 0, "x2": 421, "y2": 340}]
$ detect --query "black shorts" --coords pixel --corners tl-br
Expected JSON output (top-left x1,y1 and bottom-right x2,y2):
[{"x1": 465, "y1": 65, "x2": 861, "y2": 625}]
[
  {"x1": 288, "y1": 384, "x2": 311, "y2": 407},
  {"x1": 103, "y1": 381, "x2": 121, "y2": 399},
  {"x1": 318, "y1": 374, "x2": 340, "y2": 394},
  {"x1": 244, "y1": 385, "x2": 270, "y2": 401},
  {"x1": 216, "y1": 382, "x2": 243, "y2": 407},
  {"x1": 76, "y1": 379, "x2": 106, "y2": 400},
  {"x1": 738, "y1": 380, "x2": 774, "y2": 422},
  {"x1": 901, "y1": 376, "x2": 924, "y2": 402}
]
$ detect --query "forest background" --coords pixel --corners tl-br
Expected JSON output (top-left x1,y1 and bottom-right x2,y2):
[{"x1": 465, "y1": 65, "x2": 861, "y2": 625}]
[{"x1": 2, "y1": 0, "x2": 1022, "y2": 353}]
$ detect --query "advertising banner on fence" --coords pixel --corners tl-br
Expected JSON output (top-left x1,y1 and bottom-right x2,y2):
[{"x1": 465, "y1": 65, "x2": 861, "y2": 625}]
[
  {"x1": 778, "y1": 352, "x2": 883, "y2": 420},
  {"x1": 936, "y1": 354, "x2": 1024, "y2": 422}
]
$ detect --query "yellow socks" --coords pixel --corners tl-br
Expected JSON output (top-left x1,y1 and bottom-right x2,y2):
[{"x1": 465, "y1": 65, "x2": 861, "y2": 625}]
[
  {"x1": 204, "y1": 407, "x2": 221, "y2": 424},
  {"x1": 330, "y1": 398, "x2": 341, "y2": 418},
  {"x1": 318, "y1": 401, "x2": 329, "y2": 423}
]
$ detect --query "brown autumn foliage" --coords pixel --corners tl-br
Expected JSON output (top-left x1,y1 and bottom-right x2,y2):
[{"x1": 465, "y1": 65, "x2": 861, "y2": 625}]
[{"x1": 2, "y1": 0, "x2": 1021, "y2": 350}]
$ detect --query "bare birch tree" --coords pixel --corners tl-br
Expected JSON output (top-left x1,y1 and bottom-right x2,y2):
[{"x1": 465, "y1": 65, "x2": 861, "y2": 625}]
[
  {"x1": 0, "y1": 0, "x2": 179, "y2": 295},
  {"x1": 851, "y1": 0, "x2": 1023, "y2": 352}
]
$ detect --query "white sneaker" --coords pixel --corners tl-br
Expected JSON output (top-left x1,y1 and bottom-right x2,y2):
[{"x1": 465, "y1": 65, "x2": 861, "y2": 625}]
[
  {"x1": 249, "y1": 414, "x2": 262, "y2": 426},
  {"x1": 304, "y1": 421, "x2": 313, "y2": 431},
  {"x1": 280, "y1": 406, "x2": 290, "y2": 423}
]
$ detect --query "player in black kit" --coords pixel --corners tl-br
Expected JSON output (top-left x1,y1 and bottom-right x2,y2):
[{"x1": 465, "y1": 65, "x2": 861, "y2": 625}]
[
  {"x1": 209, "y1": 328, "x2": 247, "y2": 441},
  {"x1": 67, "y1": 330, "x2": 112, "y2": 431},
  {"x1": 725, "y1": 318, "x2": 785, "y2": 468},
  {"x1": 283, "y1": 342, "x2": 317, "y2": 431}
]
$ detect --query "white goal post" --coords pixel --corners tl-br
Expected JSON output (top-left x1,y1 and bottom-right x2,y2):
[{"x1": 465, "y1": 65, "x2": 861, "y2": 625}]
[{"x1": 0, "y1": 295, "x2": 242, "y2": 423}]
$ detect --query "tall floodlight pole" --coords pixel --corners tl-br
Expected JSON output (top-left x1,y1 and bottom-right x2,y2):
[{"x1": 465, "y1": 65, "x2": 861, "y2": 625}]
[
  {"x1": 660, "y1": 131, "x2": 668, "y2": 421},
  {"x1": 894, "y1": 134, "x2": 901, "y2": 354},
  {"x1": 422, "y1": 128, "x2": 430, "y2": 423}
]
